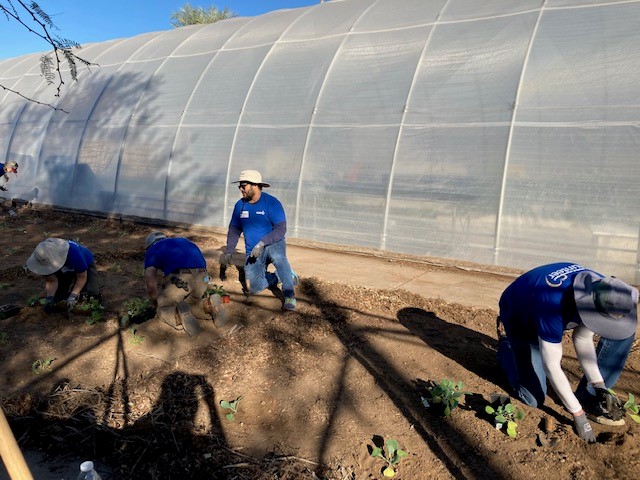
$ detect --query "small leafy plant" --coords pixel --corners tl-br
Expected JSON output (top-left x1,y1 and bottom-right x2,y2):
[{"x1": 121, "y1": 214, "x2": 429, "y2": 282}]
[
  {"x1": 76, "y1": 298, "x2": 104, "y2": 325},
  {"x1": 421, "y1": 379, "x2": 466, "y2": 417},
  {"x1": 205, "y1": 284, "x2": 228, "y2": 297},
  {"x1": 120, "y1": 297, "x2": 154, "y2": 325},
  {"x1": 32, "y1": 357, "x2": 55, "y2": 374},
  {"x1": 485, "y1": 402, "x2": 524, "y2": 438},
  {"x1": 128, "y1": 327, "x2": 144, "y2": 345},
  {"x1": 220, "y1": 396, "x2": 243, "y2": 421},
  {"x1": 623, "y1": 392, "x2": 640, "y2": 424},
  {"x1": 370, "y1": 438, "x2": 408, "y2": 478},
  {"x1": 26, "y1": 295, "x2": 47, "y2": 307}
]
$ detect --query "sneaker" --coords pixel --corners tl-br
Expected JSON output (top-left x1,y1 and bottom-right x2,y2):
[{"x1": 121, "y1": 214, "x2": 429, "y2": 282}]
[
  {"x1": 283, "y1": 297, "x2": 296, "y2": 311},
  {"x1": 579, "y1": 392, "x2": 625, "y2": 426},
  {"x1": 176, "y1": 301, "x2": 201, "y2": 336}
]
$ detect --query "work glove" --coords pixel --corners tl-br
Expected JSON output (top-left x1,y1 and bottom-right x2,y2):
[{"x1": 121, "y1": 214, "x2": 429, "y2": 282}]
[
  {"x1": 43, "y1": 296, "x2": 56, "y2": 314},
  {"x1": 574, "y1": 413, "x2": 596, "y2": 443},
  {"x1": 595, "y1": 387, "x2": 625, "y2": 421},
  {"x1": 250, "y1": 241, "x2": 265, "y2": 259},
  {"x1": 66, "y1": 293, "x2": 78, "y2": 311}
]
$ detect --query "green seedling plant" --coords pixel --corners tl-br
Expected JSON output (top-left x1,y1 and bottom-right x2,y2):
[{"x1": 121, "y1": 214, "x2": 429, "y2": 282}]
[
  {"x1": 26, "y1": 295, "x2": 47, "y2": 307},
  {"x1": 76, "y1": 298, "x2": 104, "y2": 325},
  {"x1": 220, "y1": 396, "x2": 243, "y2": 422},
  {"x1": 485, "y1": 402, "x2": 524, "y2": 438},
  {"x1": 128, "y1": 327, "x2": 144, "y2": 345},
  {"x1": 623, "y1": 392, "x2": 640, "y2": 424},
  {"x1": 0, "y1": 332, "x2": 9, "y2": 344},
  {"x1": 32, "y1": 357, "x2": 55, "y2": 374},
  {"x1": 120, "y1": 297, "x2": 152, "y2": 325},
  {"x1": 205, "y1": 284, "x2": 228, "y2": 297},
  {"x1": 421, "y1": 379, "x2": 466, "y2": 417},
  {"x1": 370, "y1": 438, "x2": 408, "y2": 478}
]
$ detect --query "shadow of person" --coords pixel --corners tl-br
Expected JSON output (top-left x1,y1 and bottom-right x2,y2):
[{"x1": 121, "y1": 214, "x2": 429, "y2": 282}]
[
  {"x1": 397, "y1": 307, "x2": 504, "y2": 387},
  {"x1": 118, "y1": 371, "x2": 228, "y2": 478}
]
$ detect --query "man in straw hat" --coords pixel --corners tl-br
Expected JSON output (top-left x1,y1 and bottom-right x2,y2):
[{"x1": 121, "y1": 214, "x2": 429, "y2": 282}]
[
  {"x1": 144, "y1": 231, "x2": 223, "y2": 336},
  {"x1": 221, "y1": 170, "x2": 298, "y2": 311},
  {"x1": 25, "y1": 238, "x2": 100, "y2": 314},
  {"x1": 496, "y1": 262, "x2": 638, "y2": 442}
]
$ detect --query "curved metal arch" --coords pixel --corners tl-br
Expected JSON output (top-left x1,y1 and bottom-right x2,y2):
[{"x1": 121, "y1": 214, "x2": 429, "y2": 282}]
[
  {"x1": 164, "y1": 17, "x2": 259, "y2": 219},
  {"x1": 381, "y1": 0, "x2": 451, "y2": 250},
  {"x1": 292, "y1": 0, "x2": 383, "y2": 236},
  {"x1": 493, "y1": 1, "x2": 548, "y2": 263},
  {"x1": 222, "y1": 6, "x2": 318, "y2": 226}
]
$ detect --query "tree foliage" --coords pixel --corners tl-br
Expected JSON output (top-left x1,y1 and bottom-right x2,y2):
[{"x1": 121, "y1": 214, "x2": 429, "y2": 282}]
[
  {"x1": 170, "y1": 3, "x2": 236, "y2": 28},
  {"x1": 0, "y1": 1, "x2": 93, "y2": 111}
]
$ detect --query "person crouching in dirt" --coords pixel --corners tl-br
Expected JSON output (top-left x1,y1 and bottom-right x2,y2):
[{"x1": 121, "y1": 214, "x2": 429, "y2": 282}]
[
  {"x1": 144, "y1": 231, "x2": 220, "y2": 336},
  {"x1": 25, "y1": 238, "x2": 101, "y2": 314},
  {"x1": 496, "y1": 262, "x2": 638, "y2": 443}
]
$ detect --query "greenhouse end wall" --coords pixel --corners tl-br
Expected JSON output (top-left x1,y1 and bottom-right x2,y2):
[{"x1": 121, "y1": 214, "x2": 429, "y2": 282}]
[{"x1": 1, "y1": 0, "x2": 639, "y2": 284}]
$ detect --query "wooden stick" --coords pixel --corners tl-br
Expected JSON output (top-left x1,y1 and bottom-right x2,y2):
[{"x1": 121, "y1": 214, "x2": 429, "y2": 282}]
[{"x1": 0, "y1": 407, "x2": 34, "y2": 480}]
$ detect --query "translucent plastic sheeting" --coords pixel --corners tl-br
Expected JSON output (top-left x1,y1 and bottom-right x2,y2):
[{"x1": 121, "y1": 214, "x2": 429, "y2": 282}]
[{"x1": 0, "y1": 0, "x2": 639, "y2": 283}]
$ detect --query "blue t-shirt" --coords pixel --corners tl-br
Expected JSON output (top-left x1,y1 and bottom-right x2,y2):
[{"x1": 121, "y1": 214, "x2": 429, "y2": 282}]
[
  {"x1": 62, "y1": 240, "x2": 94, "y2": 273},
  {"x1": 229, "y1": 192, "x2": 286, "y2": 254},
  {"x1": 144, "y1": 237, "x2": 206, "y2": 275},
  {"x1": 499, "y1": 262, "x2": 602, "y2": 343}
]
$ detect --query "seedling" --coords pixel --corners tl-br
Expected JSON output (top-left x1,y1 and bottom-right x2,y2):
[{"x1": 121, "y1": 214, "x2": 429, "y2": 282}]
[
  {"x1": 220, "y1": 396, "x2": 243, "y2": 421},
  {"x1": 370, "y1": 438, "x2": 408, "y2": 478},
  {"x1": 120, "y1": 297, "x2": 154, "y2": 325},
  {"x1": 0, "y1": 332, "x2": 9, "y2": 344},
  {"x1": 205, "y1": 284, "x2": 228, "y2": 297},
  {"x1": 485, "y1": 402, "x2": 524, "y2": 438},
  {"x1": 76, "y1": 298, "x2": 104, "y2": 325},
  {"x1": 32, "y1": 357, "x2": 55, "y2": 374},
  {"x1": 128, "y1": 327, "x2": 144, "y2": 345},
  {"x1": 623, "y1": 392, "x2": 640, "y2": 424},
  {"x1": 421, "y1": 379, "x2": 466, "y2": 417}
]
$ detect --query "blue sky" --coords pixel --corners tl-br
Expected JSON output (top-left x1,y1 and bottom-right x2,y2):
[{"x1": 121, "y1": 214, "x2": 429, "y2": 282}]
[{"x1": 0, "y1": 1, "x2": 323, "y2": 59}]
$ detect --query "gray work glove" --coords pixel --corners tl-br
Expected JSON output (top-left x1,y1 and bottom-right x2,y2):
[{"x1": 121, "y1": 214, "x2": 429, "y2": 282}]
[
  {"x1": 66, "y1": 293, "x2": 78, "y2": 311},
  {"x1": 250, "y1": 241, "x2": 265, "y2": 259},
  {"x1": 595, "y1": 387, "x2": 625, "y2": 421},
  {"x1": 574, "y1": 413, "x2": 596, "y2": 443}
]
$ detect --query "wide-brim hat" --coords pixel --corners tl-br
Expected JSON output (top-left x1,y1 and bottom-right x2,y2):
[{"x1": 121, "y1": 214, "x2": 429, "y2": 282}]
[
  {"x1": 231, "y1": 170, "x2": 270, "y2": 187},
  {"x1": 26, "y1": 238, "x2": 69, "y2": 275},
  {"x1": 573, "y1": 271, "x2": 638, "y2": 340}
]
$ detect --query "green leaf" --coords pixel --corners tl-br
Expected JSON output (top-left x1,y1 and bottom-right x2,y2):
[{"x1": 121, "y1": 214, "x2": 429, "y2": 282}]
[
  {"x1": 444, "y1": 405, "x2": 451, "y2": 417},
  {"x1": 383, "y1": 466, "x2": 396, "y2": 477},
  {"x1": 396, "y1": 449, "x2": 408, "y2": 459},
  {"x1": 485, "y1": 406, "x2": 495, "y2": 414},
  {"x1": 225, "y1": 413, "x2": 235, "y2": 422},
  {"x1": 630, "y1": 414, "x2": 640, "y2": 424},
  {"x1": 505, "y1": 403, "x2": 514, "y2": 413},
  {"x1": 370, "y1": 447, "x2": 383, "y2": 459},
  {"x1": 515, "y1": 410, "x2": 525, "y2": 421},
  {"x1": 507, "y1": 427, "x2": 517, "y2": 438},
  {"x1": 496, "y1": 415, "x2": 506, "y2": 423},
  {"x1": 220, "y1": 400, "x2": 231, "y2": 409},
  {"x1": 387, "y1": 439, "x2": 398, "y2": 457}
]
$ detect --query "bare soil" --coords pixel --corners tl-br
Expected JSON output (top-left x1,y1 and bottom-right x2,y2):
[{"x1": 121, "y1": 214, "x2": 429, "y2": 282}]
[{"x1": 0, "y1": 207, "x2": 639, "y2": 480}]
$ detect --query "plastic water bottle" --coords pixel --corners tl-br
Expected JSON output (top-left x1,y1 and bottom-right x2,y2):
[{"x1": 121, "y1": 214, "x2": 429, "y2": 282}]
[{"x1": 77, "y1": 461, "x2": 102, "y2": 480}]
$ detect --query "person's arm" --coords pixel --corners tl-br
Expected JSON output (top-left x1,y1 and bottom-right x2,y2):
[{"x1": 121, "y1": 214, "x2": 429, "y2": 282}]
[
  {"x1": 43, "y1": 274, "x2": 59, "y2": 298},
  {"x1": 572, "y1": 324, "x2": 605, "y2": 387},
  {"x1": 259, "y1": 220, "x2": 286, "y2": 246},
  {"x1": 144, "y1": 266, "x2": 159, "y2": 307},
  {"x1": 71, "y1": 271, "x2": 88, "y2": 296},
  {"x1": 539, "y1": 338, "x2": 582, "y2": 414},
  {"x1": 225, "y1": 224, "x2": 242, "y2": 255}
]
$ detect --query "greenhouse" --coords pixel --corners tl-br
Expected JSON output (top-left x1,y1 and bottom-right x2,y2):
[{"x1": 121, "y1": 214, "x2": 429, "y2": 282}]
[{"x1": 0, "y1": 0, "x2": 639, "y2": 283}]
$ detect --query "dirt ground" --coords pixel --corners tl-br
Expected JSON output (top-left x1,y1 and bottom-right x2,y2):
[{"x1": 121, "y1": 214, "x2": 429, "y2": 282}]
[{"x1": 0, "y1": 207, "x2": 639, "y2": 480}]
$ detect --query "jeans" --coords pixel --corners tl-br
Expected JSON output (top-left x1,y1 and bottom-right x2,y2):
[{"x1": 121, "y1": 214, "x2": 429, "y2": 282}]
[
  {"x1": 497, "y1": 328, "x2": 635, "y2": 408},
  {"x1": 244, "y1": 239, "x2": 295, "y2": 298}
]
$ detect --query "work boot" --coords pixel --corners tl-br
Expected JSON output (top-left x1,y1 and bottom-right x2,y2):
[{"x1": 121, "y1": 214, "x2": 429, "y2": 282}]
[{"x1": 176, "y1": 301, "x2": 201, "y2": 336}]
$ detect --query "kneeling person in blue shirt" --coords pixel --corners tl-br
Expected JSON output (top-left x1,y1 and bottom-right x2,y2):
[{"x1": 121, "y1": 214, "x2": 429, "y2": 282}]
[
  {"x1": 26, "y1": 238, "x2": 101, "y2": 313},
  {"x1": 221, "y1": 170, "x2": 298, "y2": 311},
  {"x1": 497, "y1": 262, "x2": 638, "y2": 442},
  {"x1": 144, "y1": 231, "x2": 218, "y2": 336}
]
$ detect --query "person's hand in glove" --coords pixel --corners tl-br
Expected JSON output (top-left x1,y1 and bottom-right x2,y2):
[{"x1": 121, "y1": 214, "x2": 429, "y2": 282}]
[
  {"x1": 250, "y1": 241, "x2": 264, "y2": 259},
  {"x1": 43, "y1": 296, "x2": 56, "y2": 314},
  {"x1": 573, "y1": 412, "x2": 596, "y2": 443},
  {"x1": 595, "y1": 386, "x2": 625, "y2": 421},
  {"x1": 66, "y1": 293, "x2": 78, "y2": 311}
]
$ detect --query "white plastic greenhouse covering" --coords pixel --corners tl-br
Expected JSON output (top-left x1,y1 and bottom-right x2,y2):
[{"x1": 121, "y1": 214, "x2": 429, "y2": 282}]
[{"x1": 1, "y1": 0, "x2": 639, "y2": 283}]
